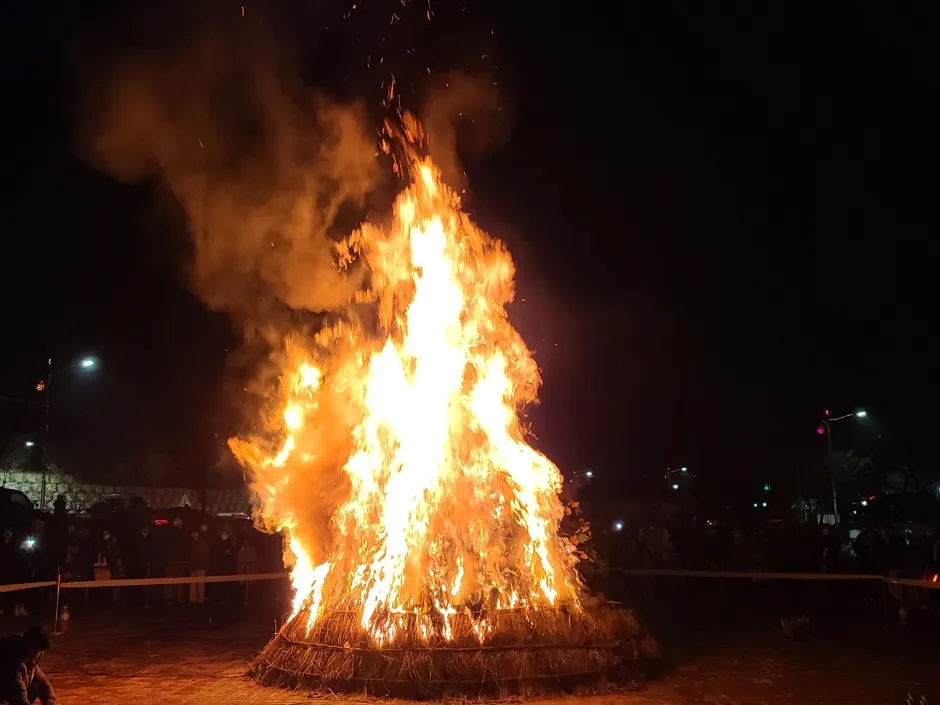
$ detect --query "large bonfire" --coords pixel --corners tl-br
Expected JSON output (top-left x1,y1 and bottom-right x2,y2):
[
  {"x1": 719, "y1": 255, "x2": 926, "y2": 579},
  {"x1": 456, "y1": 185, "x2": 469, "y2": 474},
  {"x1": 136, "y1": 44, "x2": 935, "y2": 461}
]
[{"x1": 232, "y1": 118, "x2": 658, "y2": 697}]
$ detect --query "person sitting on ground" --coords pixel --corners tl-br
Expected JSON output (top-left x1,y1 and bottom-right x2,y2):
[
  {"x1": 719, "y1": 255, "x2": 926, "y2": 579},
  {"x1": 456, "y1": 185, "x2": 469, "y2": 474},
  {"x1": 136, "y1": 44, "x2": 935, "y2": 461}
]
[{"x1": 0, "y1": 626, "x2": 56, "y2": 705}]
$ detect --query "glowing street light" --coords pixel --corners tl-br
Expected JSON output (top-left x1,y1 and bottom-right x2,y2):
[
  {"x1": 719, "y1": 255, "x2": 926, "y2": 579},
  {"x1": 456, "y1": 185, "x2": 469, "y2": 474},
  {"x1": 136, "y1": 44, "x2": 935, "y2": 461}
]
[
  {"x1": 820, "y1": 408, "x2": 870, "y2": 525},
  {"x1": 613, "y1": 521, "x2": 624, "y2": 532},
  {"x1": 585, "y1": 470, "x2": 593, "y2": 478},
  {"x1": 671, "y1": 483, "x2": 680, "y2": 490},
  {"x1": 36, "y1": 354, "x2": 100, "y2": 508},
  {"x1": 665, "y1": 466, "x2": 690, "y2": 480},
  {"x1": 25, "y1": 441, "x2": 35, "y2": 448}
]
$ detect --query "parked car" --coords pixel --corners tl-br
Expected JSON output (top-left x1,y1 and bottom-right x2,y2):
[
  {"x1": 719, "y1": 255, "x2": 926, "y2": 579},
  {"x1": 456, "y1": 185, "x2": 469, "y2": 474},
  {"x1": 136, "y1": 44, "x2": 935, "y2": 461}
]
[
  {"x1": 213, "y1": 511, "x2": 252, "y2": 530},
  {"x1": 89, "y1": 494, "x2": 150, "y2": 517},
  {"x1": 0, "y1": 487, "x2": 45, "y2": 533},
  {"x1": 86, "y1": 493, "x2": 152, "y2": 536},
  {"x1": 149, "y1": 505, "x2": 206, "y2": 532}
]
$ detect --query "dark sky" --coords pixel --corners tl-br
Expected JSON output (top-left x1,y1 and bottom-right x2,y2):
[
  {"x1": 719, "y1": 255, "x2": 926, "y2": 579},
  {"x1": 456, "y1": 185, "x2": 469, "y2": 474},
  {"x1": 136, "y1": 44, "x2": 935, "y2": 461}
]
[{"x1": 2, "y1": 1, "x2": 937, "y2": 500}]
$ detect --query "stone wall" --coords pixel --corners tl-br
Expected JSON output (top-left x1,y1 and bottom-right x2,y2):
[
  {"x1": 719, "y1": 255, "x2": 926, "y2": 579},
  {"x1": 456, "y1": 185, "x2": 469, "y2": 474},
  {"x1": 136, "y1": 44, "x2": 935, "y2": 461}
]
[{"x1": 0, "y1": 465, "x2": 252, "y2": 515}]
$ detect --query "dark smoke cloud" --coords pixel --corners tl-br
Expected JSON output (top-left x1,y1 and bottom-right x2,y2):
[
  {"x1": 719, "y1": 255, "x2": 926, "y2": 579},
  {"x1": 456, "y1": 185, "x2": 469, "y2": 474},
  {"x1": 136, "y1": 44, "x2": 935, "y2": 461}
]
[
  {"x1": 72, "y1": 0, "x2": 513, "y2": 332},
  {"x1": 74, "y1": 22, "x2": 381, "y2": 330},
  {"x1": 70, "y1": 3, "x2": 518, "y2": 502},
  {"x1": 421, "y1": 71, "x2": 512, "y2": 191}
]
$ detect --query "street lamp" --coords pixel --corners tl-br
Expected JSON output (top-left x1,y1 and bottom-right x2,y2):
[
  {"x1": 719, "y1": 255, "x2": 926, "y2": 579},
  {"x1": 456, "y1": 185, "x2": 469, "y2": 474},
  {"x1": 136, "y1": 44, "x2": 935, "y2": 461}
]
[
  {"x1": 37, "y1": 355, "x2": 99, "y2": 508},
  {"x1": 665, "y1": 466, "x2": 690, "y2": 492},
  {"x1": 569, "y1": 469, "x2": 594, "y2": 488},
  {"x1": 25, "y1": 441, "x2": 35, "y2": 448},
  {"x1": 821, "y1": 408, "x2": 868, "y2": 525}
]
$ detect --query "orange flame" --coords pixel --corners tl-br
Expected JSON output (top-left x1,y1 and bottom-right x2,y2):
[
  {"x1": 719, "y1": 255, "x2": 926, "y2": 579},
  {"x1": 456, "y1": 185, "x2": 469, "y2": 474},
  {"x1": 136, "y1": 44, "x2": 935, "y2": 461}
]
[{"x1": 231, "y1": 132, "x2": 580, "y2": 644}]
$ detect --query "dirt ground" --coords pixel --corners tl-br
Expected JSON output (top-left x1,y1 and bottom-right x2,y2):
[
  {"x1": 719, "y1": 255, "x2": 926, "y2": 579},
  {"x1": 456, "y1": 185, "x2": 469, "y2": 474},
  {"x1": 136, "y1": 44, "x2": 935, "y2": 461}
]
[{"x1": 4, "y1": 602, "x2": 937, "y2": 705}]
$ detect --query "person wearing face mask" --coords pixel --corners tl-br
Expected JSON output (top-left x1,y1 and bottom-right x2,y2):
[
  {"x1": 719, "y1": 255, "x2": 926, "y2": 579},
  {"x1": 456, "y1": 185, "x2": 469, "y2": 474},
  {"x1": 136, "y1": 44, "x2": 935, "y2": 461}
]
[
  {"x1": 92, "y1": 531, "x2": 121, "y2": 607},
  {"x1": 59, "y1": 526, "x2": 80, "y2": 583},
  {"x1": 211, "y1": 525, "x2": 238, "y2": 603},
  {"x1": 163, "y1": 517, "x2": 188, "y2": 605},
  {"x1": 188, "y1": 530, "x2": 210, "y2": 604},
  {"x1": 128, "y1": 525, "x2": 153, "y2": 607},
  {"x1": 236, "y1": 527, "x2": 260, "y2": 602}
]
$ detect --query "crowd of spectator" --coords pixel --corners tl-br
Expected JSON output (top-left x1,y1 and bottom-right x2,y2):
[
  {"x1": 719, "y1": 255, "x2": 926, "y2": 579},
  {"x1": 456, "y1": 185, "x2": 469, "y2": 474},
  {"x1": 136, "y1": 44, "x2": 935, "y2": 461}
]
[
  {"x1": 5, "y1": 501, "x2": 939, "y2": 622},
  {"x1": 599, "y1": 519, "x2": 940, "y2": 579},
  {"x1": 0, "y1": 505, "x2": 284, "y2": 617}
]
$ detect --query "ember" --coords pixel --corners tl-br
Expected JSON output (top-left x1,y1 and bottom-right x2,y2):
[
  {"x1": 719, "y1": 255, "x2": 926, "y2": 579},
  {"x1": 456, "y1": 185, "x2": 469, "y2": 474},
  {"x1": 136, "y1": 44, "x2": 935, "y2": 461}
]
[{"x1": 233, "y1": 117, "x2": 658, "y2": 697}]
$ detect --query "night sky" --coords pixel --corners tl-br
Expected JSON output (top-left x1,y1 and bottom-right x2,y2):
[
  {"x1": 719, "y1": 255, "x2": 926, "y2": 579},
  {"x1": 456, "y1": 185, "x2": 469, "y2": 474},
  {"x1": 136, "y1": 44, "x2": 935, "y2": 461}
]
[{"x1": 2, "y1": 1, "x2": 937, "y2": 503}]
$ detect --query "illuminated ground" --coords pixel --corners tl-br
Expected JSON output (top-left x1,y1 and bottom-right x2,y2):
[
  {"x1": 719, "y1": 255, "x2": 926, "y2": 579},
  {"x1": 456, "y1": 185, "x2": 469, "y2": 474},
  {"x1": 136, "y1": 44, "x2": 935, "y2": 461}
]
[{"x1": 21, "y1": 605, "x2": 937, "y2": 704}]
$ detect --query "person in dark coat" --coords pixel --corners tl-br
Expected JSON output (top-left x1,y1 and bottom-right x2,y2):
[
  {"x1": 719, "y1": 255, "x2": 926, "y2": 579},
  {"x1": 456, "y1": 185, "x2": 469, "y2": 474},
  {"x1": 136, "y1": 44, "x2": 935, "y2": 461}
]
[
  {"x1": 211, "y1": 526, "x2": 237, "y2": 602},
  {"x1": 127, "y1": 525, "x2": 154, "y2": 606},
  {"x1": 0, "y1": 626, "x2": 56, "y2": 704},
  {"x1": 163, "y1": 517, "x2": 189, "y2": 604},
  {"x1": 0, "y1": 530, "x2": 29, "y2": 618},
  {"x1": 188, "y1": 531, "x2": 210, "y2": 604}
]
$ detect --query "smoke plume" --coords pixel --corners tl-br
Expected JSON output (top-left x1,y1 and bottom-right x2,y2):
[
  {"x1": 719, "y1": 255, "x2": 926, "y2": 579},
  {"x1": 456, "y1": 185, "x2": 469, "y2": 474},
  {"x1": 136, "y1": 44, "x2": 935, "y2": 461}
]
[
  {"x1": 74, "y1": 23, "x2": 381, "y2": 331},
  {"x1": 422, "y1": 71, "x2": 512, "y2": 192}
]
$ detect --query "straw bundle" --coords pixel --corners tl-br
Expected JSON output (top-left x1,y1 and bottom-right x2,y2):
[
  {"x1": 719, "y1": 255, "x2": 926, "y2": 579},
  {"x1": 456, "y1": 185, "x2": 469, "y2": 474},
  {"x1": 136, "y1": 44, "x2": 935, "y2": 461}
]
[{"x1": 253, "y1": 602, "x2": 660, "y2": 698}]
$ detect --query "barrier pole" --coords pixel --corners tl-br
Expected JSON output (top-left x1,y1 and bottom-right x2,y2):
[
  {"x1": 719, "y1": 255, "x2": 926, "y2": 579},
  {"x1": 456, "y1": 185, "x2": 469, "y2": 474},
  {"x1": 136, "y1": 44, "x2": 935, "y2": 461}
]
[
  {"x1": 244, "y1": 559, "x2": 254, "y2": 606},
  {"x1": 53, "y1": 571, "x2": 61, "y2": 635},
  {"x1": 882, "y1": 578, "x2": 890, "y2": 626},
  {"x1": 144, "y1": 563, "x2": 151, "y2": 610}
]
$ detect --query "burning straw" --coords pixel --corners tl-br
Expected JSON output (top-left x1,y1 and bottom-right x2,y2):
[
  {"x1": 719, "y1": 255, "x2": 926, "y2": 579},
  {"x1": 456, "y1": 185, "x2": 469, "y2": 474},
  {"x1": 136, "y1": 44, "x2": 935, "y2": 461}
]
[
  {"x1": 231, "y1": 121, "x2": 662, "y2": 698},
  {"x1": 253, "y1": 603, "x2": 660, "y2": 698}
]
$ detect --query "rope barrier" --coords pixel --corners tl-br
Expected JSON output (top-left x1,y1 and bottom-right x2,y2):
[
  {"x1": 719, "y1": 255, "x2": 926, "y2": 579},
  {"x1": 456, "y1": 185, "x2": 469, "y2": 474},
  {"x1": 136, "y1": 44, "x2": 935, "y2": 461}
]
[
  {"x1": 59, "y1": 571, "x2": 289, "y2": 589},
  {"x1": 2, "y1": 569, "x2": 936, "y2": 593},
  {"x1": 0, "y1": 580, "x2": 57, "y2": 594},
  {"x1": 617, "y1": 567, "x2": 940, "y2": 589},
  {"x1": 617, "y1": 567, "x2": 884, "y2": 581},
  {"x1": 882, "y1": 576, "x2": 940, "y2": 590},
  {"x1": 0, "y1": 572, "x2": 287, "y2": 593}
]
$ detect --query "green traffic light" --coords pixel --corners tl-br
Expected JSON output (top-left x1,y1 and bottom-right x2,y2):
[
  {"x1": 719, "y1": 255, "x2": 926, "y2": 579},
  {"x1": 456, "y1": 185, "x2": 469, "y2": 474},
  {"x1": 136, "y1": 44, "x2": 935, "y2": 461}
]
[{"x1": 763, "y1": 484, "x2": 771, "y2": 492}]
